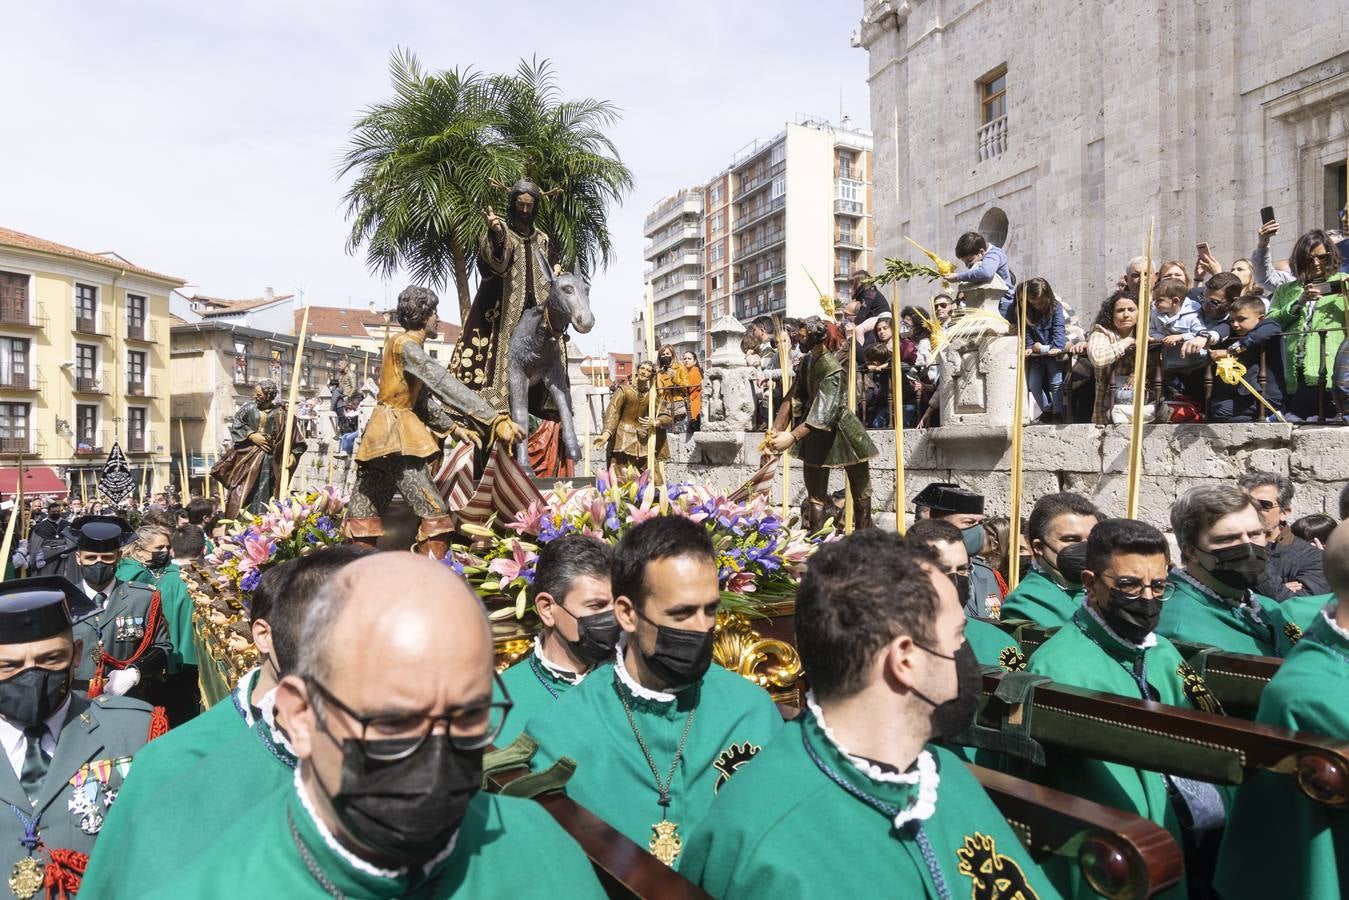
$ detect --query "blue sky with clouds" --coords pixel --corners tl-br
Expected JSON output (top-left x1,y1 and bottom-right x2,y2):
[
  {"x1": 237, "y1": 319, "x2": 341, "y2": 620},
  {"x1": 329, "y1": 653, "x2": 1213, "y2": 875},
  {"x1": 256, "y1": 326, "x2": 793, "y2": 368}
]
[{"x1": 1, "y1": 1, "x2": 869, "y2": 355}]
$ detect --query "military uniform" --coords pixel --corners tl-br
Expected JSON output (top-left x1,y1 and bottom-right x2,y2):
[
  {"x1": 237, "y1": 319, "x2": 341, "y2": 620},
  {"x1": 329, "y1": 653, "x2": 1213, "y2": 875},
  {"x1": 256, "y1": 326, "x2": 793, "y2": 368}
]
[
  {"x1": 71, "y1": 579, "x2": 171, "y2": 698},
  {"x1": 496, "y1": 638, "x2": 587, "y2": 746},
  {"x1": 679, "y1": 703, "x2": 1062, "y2": 899},
  {"x1": 1159, "y1": 569, "x2": 1290, "y2": 656},
  {"x1": 914, "y1": 483, "x2": 1004, "y2": 618}
]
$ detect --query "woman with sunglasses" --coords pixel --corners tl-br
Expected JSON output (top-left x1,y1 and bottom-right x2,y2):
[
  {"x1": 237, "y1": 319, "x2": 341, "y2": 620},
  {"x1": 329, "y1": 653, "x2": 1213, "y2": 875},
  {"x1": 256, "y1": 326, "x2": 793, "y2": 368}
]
[{"x1": 1266, "y1": 230, "x2": 1347, "y2": 420}]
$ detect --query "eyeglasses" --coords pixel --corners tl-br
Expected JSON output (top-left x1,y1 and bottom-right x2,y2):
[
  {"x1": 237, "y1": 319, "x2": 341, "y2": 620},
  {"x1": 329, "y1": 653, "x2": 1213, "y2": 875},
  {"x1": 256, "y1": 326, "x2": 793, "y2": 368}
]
[
  {"x1": 1099, "y1": 573, "x2": 1174, "y2": 601},
  {"x1": 306, "y1": 673, "x2": 514, "y2": 761},
  {"x1": 1309, "y1": 252, "x2": 1332, "y2": 263},
  {"x1": 1250, "y1": 497, "x2": 1277, "y2": 511}
]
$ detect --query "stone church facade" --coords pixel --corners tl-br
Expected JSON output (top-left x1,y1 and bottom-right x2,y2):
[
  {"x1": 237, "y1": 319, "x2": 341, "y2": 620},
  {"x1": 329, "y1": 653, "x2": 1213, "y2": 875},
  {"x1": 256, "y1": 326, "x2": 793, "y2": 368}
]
[{"x1": 855, "y1": 0, "x2": 1349, "y2": 321}]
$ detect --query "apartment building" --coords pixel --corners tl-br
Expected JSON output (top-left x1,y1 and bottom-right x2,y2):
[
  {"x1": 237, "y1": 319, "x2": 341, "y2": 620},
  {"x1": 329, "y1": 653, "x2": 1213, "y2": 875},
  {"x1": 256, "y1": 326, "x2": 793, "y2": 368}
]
[
  {"x1": 0, "y1": 226, "x2": 183, "y2": 498},
  {"x1": 642, "y1": 189, "x2": 705, "y2": 360},
  {"x1": 702, "y1": 172, "x2": 734, "y2": 358}
]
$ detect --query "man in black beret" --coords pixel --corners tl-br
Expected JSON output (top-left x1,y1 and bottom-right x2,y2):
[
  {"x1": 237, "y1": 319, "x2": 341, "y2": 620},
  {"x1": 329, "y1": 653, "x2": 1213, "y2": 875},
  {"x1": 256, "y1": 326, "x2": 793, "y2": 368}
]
[
  {"x1": 67, "y1": 517, "x2": 171, "y2": 701},
  {"x1": 0, "y1": 576, "x2": 160, "y2": 895},
  {"x1": 913, "y1": 483, "x2": 1003, "y2": 617}
]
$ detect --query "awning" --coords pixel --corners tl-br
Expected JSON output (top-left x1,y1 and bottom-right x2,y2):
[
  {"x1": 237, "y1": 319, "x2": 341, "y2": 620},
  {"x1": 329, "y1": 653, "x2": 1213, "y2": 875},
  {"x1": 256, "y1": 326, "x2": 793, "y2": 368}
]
[{"x1": 0, "y1": 467, "x2": 71, "y2": 499}]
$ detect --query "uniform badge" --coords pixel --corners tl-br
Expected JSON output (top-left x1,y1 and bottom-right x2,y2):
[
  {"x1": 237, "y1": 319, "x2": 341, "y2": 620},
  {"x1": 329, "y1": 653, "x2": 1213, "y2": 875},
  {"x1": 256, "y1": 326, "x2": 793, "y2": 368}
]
[
  {"x1": 956, "y1": 832, "x2": 1037, "y2": 900},
  {"x1": 648, "y1": 819, "x2": 683, "y2": 867},
  {"x1": 1176, "y1": 663, "x2": 1224, "y2": 715},
  {"x1": 8, "y1": 857, "x2": 43, "y2": 900},
  {"x1": 68, "y1": 781, "x2": 104, "y2": 835},
  {"x1": 713, "y1": 741, "x2": 761, "y2": 793},
  {"x1": 998, "y1": 646, "x2": 1027, "y2": 672}
]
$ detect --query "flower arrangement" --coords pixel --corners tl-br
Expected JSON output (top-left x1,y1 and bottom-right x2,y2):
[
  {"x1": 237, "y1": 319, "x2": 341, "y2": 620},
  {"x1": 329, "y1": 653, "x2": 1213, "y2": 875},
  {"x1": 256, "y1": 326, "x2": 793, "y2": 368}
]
[
  {"x1": 203, "y1": 486, "x2": 349, "y2": 604},
  {"x1": 446, "y1": 468, "x2": 834, "y2": 621}
]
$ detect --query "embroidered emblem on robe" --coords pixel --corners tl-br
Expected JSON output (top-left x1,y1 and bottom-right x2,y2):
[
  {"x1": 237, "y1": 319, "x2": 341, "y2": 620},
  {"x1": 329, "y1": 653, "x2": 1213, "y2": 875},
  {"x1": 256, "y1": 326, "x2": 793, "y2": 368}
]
[
  {"x1": 998, "y1": 646, "x2": 1027, "y2": 672},
  {"x1": 1284, "y1": 622, "x2": 1303, "y2": 646},
  {"x1": 713, "y1": 742, "x2": 761, "y2": 793},
  {"x1": 1177, "y1": 662, "x2": 1224, "y2": 715},
  {"x1": 956, "y1": 832, "x2": 1037, "y2": 900}
]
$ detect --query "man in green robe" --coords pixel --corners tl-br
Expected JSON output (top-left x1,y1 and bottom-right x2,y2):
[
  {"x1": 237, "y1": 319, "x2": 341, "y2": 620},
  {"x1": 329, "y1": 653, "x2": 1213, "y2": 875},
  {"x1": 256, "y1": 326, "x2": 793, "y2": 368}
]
[
  {"x1": 82, "y1": 545, "x2": 371, "y2": 895},
  {"x1": 1001, "y1": 493, "x2": 1100, "y2": 627},
  {"x1": 1026, "y1": 518, "x2": 1222, "y2": 899},
  {"x1": 1215, "y1": 525, "x2": 1349, "y2": 900},
  {"x1": 681, "y1": 530, "x2": 1061, "y2": 899},
  {"x1": 139, "y1": 552, "x2": 604, "y2": 898},
  {"x1": 1159, "y1": 484, "x2": 1288, "y2": 656},
  {"x1": 497, "y1": 535, "x2": 617, "y2": 745},
  {"x1": 526, "y1": 516, "x2": 784, "y2": 867},
  {"x1": 766, "y1": 316, "x2": 877, "y2": 532},
  {"x1": 913, "y1": 483, "x2": 1003, "y2": 617}
]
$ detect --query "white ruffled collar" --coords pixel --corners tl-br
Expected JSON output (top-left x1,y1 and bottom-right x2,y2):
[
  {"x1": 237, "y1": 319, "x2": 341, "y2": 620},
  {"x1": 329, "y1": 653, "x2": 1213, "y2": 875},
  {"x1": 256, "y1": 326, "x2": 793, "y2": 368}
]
[
  {"x1": 233, "y1": 666, "x2": 261, "y2": 728},
  {"x1": 613, "y1": 634, "x2": 677, "y2": 703},
  {"x1": 806, "y1": 691, "x2": 939, "y2": 829},
  {"x1": 534, "y1": 635, "x2": 583, "y2": 685},
  {"x1": 293, "y1": 768, "x2": 458, "y2": 880},
  {"x1": 1083, "y1": 602, "x2": 1159, "y2": 650},
  {"x1": 257, "y1": 688, "x2": 298, "y2": 757}
]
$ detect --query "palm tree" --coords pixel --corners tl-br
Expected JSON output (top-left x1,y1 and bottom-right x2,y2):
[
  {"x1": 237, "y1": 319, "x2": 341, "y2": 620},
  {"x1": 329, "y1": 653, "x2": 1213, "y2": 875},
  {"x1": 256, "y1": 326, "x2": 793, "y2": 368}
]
[{"x1": 339, "y1": 51, "x2": 632, "y2": 322}]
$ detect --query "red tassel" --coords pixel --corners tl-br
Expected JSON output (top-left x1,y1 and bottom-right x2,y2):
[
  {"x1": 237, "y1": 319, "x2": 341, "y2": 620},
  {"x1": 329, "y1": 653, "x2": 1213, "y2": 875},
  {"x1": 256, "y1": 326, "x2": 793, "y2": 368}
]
[
  {"x1": 43, "y1": 849, "x2": 87, "y2": 899},
  {"x1": 148, "y1": 706, "x2": 170, "y2": 741},
  {"x1": 86, "y1": 675, "x2": 103, "y2": 700}
]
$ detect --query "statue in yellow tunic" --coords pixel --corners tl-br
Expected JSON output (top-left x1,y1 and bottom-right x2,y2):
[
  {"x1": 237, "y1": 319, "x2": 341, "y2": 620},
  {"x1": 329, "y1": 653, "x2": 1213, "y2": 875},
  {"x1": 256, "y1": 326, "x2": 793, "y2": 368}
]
[
  {"x1": 593, "y1": 362, "x2": 672, "y2": 482},
  {"x1": 346, "y1": 286, "x2": 524, "y2": 557}
]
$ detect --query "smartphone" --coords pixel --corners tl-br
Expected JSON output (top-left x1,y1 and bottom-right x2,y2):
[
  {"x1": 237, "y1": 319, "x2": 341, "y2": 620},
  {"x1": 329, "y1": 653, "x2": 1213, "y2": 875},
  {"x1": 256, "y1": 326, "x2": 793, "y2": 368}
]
[
  {"x1": 1306, "y1": 282, "x2": 1344, "y2": 296},
  {"x1": 1260, "y1": 206, "x2": 1276, "y2": 225},
  {"x1": 1196, "y1": 241, "x2": 1210, "y2": 257}
]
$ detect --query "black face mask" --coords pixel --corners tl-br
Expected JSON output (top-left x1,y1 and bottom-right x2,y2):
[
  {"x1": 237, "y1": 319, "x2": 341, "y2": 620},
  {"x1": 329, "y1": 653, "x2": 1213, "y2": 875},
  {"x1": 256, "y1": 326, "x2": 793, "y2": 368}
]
[
  {"x1": 0, "y1": 666, "x2": 72, "y2": 728},
  {"x1": 635, "y1": 612, "x2": 715, "y2": 689},
  {"x1": 911, "y1": 641, "x2": 982, "y2": 739},
  {"x1": 1101, "y1": 588, "x2": 1162, "y2": 644},
  {"x1": 318, "y1": 733, "x2": 482, "y2": 867},
  {"x1": 949, "y1": 572, "x2": 971, "y2": 609},
  {"x1": 80, "y1": 561, "x2": 116, "y2": 589},
  {"x1": 552, "y1": 605, "x2": 620, "y2": 668},
  {"x1": 1055, "y1": 542, "x2": 1089, "y2": 586},
  {"x1": 1194, "y1": 543, "x2": 1267, "y2": 592},
  {"x1": 147, "y1": 550, "x2": 171, "y2": 570}
]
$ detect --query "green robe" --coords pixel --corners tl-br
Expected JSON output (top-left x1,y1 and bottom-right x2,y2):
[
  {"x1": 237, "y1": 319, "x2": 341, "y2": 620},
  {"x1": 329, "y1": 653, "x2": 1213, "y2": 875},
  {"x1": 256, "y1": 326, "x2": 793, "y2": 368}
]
[
  {"x1": 679, "y1": 712, "x2": 1062, "y2": 899},
  {"x1": 1215, "y1": 608, "x2": 1349, "y2": 900},
  {"x1": 967, "y1": 617, "x2": 1024, "y2": 671},
  {"x1": 1000, "y1": 570, "x2": 1079, "y2": 628},
  {"x1": 82, "y1": 697, "x2": 295, "y2": 896},
  {"x1": 526, "y1": 656, "x2": 784, "y2": 855},
  {"x1": 1280, "y1": 592, "x2": 1333, "y2": 641},
  {"x1": 1158, "y1": 570, "x2": 1288, "y2": 657},
  {"x1": 496, "y1": 646, "x2": 585, "y2": 746},
  {"x1": 116, "y1": 556, "x2": 198, "y2": 667},
  {"x1": 141, "y1": 777, "x2": 605, "y2": 898},
  {"x1": 1026, "y1": 606, "x2": 1196, "y2": 899}
]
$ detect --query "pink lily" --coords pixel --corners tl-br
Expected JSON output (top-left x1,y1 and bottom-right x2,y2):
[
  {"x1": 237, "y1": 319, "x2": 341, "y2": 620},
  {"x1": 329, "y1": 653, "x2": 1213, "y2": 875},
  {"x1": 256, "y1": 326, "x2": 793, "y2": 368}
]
[
  {"x1": 725, "y1": 571, "x2": 758, "y2": 593},
  {"x1": 505, "y1": 500, "x2": 545, "y2": 536},
  {"x1": 487, "y1": 540, "x2": 535, "y2": 583}
]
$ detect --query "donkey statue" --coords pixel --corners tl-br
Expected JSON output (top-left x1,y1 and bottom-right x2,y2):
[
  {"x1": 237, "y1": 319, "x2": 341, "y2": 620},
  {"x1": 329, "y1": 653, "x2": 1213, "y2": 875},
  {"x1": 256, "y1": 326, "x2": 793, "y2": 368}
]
[{"x1": 506, "y1": 250, "x2": 596, "y2": 468}]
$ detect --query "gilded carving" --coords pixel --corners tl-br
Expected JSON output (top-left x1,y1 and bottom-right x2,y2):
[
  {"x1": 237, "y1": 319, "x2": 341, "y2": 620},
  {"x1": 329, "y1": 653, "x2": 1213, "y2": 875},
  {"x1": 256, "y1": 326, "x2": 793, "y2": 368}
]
[{"x1": 712, "y1": 611, "x2": 802, "y2": 703}]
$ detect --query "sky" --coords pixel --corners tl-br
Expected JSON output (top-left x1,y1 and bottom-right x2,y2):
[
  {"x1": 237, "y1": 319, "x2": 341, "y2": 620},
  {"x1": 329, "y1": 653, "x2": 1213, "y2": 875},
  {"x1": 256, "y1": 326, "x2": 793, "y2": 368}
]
[{"x1": 0, "y1": 1, "x2": 871, "y2": 357}]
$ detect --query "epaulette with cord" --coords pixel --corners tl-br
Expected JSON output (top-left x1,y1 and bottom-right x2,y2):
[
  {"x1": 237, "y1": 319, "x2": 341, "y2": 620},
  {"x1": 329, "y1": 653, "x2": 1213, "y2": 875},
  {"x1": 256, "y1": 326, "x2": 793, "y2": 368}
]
[{"x1": 88, "y1": 588, "x2": 164, "y2": 699}]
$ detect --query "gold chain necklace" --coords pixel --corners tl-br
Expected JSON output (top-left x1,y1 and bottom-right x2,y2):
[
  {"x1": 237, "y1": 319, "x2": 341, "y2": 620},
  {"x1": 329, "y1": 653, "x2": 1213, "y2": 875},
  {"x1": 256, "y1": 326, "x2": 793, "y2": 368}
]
[{"x1": 615, "y1": 676, "x2": 697, "y2": 866}]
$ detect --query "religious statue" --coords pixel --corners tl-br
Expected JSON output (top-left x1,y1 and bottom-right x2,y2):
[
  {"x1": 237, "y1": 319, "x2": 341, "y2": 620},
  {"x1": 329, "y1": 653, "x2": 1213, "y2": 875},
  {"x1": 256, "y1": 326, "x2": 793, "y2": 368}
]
[
  {"x1": 766, "y1": 317, "x2": 877, "y2": 532},
  {"x1": 346, "y1": 285, "x2": 525, "y2": 558},
  {"x1": 593, "y1": 361, "x2": 672, "y2": 482},
  {"x1": 212, "y1": 379, "x2": 305, "y2": 517},
  {"x1": 449, "y1": 179, "x2": 559, "y2": 413}
]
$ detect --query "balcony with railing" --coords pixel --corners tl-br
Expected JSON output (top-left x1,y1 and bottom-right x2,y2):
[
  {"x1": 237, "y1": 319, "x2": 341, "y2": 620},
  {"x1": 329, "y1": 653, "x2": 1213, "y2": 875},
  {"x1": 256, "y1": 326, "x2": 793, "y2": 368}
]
[
  {"x1": 126, "y1": 429, "x2": 154, "y2": 454},
  {"x1": 653, "y1": 277, "x2": 703, "y2": 302},
  {"x1": 73, "y1": 311, "x2": 113, "y2": 338},
  {"x1": 73, "y1": 368, "x2": 111, "y2": 395},
  {"x1": 733, "y1": 160, "x2": 785, "y2": 201},
  {"x1": 643, "y1": 192, "x2": 703, "y2": 232},
  {"x1": 978, "y1": 115, "x2": 1008, "y2": 162},
  {"x1": 834, "y1": 199, "x2": 864, "y2": 216},
  {"x1": 125, "y1": 320, "x2": 161, "y2": 343},
  {"x1": 644, "y1": 223, "x2": 702, "y2": 257},
  {"x1": 74, "y1": 429, "x2": 110, "y2": 458},
  {"x1": 654, "y1": 304, "x2": 703, "y2": 326},
  {"x1": 737, "y1": 228, "x2": 785, "y2": 262},
  {"x1": 0, "y1": 369, "x2": 37, "y2": 392},
  {"x1": 0, "y1": 435, "x2": 44, "y2": 457},
  {"x1": 835, "y1": 233, "x2": 864, "y2": 250},
  {"x1": 0, "y1": 302, "x2": 48, "y2": 329},
  {"x1": 732, "y1": 195, "x2": 786, "y2": 234},
  {"x1": 126, "y1": 376, "x2": 159, "y2": 398},
  {"x1": 646, "y1": 252, "x2": 703, "y2": 281},
  {"x1": 733, "y1": 264, "x2": 786, "y2": 294}
]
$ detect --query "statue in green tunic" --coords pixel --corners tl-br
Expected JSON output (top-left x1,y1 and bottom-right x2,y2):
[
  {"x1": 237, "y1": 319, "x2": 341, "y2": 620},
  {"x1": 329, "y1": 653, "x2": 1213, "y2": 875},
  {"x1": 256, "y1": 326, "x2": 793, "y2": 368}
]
[{"x1": 766, "y1": 317, "x2": 877, "y2": 533}]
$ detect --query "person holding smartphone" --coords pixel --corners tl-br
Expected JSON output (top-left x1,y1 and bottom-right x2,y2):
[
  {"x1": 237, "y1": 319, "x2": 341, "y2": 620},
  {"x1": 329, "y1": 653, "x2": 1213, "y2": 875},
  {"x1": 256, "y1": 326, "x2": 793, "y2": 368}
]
[
  {"x1": 1266, "y1": 230, "x2": 1348, "y2": 420},
  {"x1": 1251, "y1": 209, "x2": 1297, "y2": 294}
]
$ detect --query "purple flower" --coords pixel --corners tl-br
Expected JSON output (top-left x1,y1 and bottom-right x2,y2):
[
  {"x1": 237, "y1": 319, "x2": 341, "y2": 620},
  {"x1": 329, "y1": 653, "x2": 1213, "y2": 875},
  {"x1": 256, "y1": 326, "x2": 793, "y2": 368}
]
[
  {"x1": 240, "y1": 569, "x2": 261, "y2": 592},
  {"x1": 315, "y1": 516, "x2": 337, "y2": 538},
  {"x1": 443, "y1": 556, "x2": 465, "y2": 576}
]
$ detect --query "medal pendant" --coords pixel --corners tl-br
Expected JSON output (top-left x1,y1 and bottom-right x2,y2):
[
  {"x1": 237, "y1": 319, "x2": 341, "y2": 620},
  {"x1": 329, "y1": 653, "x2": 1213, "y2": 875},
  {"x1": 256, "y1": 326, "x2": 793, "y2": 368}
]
[
  {"x1": 649, "y1": 820, "x2": 683, "y2": 867},
  {"x1": 9, "y1": 857, "x2": 42, "y2": 900}
]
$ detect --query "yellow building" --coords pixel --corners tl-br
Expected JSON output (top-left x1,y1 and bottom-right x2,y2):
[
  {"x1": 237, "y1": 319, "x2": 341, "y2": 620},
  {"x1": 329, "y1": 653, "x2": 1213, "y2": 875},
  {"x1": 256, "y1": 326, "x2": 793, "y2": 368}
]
[{"x1": 0, "y1": 226, "x2": 184, "y2": 501}]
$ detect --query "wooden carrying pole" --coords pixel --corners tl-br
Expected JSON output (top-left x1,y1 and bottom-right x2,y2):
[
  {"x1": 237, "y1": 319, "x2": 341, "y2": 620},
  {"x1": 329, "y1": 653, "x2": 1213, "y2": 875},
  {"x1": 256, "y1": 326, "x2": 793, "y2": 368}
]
[
  {"x1": 844, "y1": 328, "x2": 857, "y2": 533},
  {"x1": 1007, "y1": 283, "x2": 1029, "y2": 590},
  {"x1": 279, "y1": 304, "x2": 312, "y2": 498},
  {"x1": 891, "y1": 284, "x2": 905, "y2": 534},
  {"x1": 0, "y1": 459, "x2": 23, "y2": 581},
  {"x1": 177, "y1": 420, "x2": 191, "y2": 506},
  {"x1": 775, "y1": 316, "x2": 793, "y2": 522},
  {"x1": 643, "y1": 284, "x2": 658, "y2": 481},
  {"x1": 1125, "y1": 222, "x2": 1155, "y2": 520}
]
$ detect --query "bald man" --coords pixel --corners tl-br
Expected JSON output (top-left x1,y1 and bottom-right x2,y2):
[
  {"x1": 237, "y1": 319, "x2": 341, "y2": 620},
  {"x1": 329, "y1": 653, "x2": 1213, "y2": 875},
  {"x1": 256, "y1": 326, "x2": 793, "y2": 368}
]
[
  {"x1": 1216, "y1": 522, "x2": 1349, "y2": 900},
  {"x1": 142, "y1": 553, "x2": 604, "y2": 898}
]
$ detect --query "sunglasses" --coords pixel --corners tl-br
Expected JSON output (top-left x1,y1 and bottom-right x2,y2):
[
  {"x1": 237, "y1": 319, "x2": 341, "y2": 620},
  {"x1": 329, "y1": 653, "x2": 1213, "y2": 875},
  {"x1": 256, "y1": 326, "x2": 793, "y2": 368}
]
[{"x1": 1250, "y1": 498, "x2": 1277, "y2": 511}]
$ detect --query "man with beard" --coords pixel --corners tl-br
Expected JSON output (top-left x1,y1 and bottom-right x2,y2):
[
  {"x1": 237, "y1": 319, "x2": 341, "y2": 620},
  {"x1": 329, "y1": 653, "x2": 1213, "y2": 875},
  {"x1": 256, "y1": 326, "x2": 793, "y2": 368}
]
[
  {"x1": 766, "y1": 317, "x2": 877, "y2": 532},
  {"x1": 0, "y1": 577, "x2": 159, "y2": 895},
  {"x1": 212, "y1": 379, "x2": 305, "y2": 517},
  {"x1": 346, "y1": 286, "x2": 524, "y2": 556},
  {"x1": 136, "y1": 553, "x2": 604, "y2": 898},
  {"x1": 496, "y1": 534, "x2": 617, "y2": 745},
  {"x1": 1160, "y1": 484, "x2": 1290, "y2": 656},
  {"x1": 1001, "y1": 493, "x2": 1101, "y2": 627},
  {"x1": 593, "y1": 361, "x2": 672, "y2": 482},
  {"x1": 526, "y1": 516, "x2": 782, "y2": 866},
  {"x1": 1025, "y1": 519, "x2": 1224, "y2": 899},
  {"x1": 449, "y1": 180, "x2": 559, "y2": 412},
  {"x1": 679, "y1": 530, "x2": 1058, "y2": 899}
]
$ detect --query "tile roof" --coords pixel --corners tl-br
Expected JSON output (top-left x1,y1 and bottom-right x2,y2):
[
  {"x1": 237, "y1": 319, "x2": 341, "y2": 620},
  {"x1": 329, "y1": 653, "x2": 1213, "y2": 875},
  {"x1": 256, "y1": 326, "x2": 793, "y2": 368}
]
[
  {"x1": 0, "y1": 226, "x2": 185, "y2": 283},
  {"x1": 298, "y1": 306, "x2": 460, "y2": 342},
  {"x1": 194, "y1": 294, "x2": 296, "y2": 317}
]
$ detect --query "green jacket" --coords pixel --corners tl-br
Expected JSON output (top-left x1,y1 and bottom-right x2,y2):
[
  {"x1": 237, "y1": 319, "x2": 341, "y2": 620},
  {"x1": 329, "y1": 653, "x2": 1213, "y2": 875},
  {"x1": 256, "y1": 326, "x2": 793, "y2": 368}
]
[
  {"x1": 967, "y1": 618, "x2": 1024, "y2": 672},
  {"x1": 496, "y1": 648, "x2": 586, "y2": 746},
  {"x1": 71, "y1": 578, "x2": 174, "y2": 691},
  {"x1": 679, "y1": 714, "x2": 1062, "y2": 899},
  {"x1": 141, "y1": 779, "x2": 605, "y2": 898},
  {"x1": 0, "y1": 693, "x2": 155, "y2": 880},
  {"x1": 1215, "y1": 608, "x2": 1349, "y2": 900},
  {"x1": 1267, "y1": 273, "x2": 1348, "y2": 390},
  {"x1": 1025, "y1": 606, "x2": 1197, "y2": 899},
  {"x1": 791, "y1": 348, "x2": 878, "y2": 468},
  {"x1": 1000, "y1": 570, "x2": 1080, "y2": 628},
  {"x1": 1157, "y1": 571, "x2": 1288, "y2": 657},
  {"x1": 116, "y1": 557, "x2": 198, "y2": 668}
]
